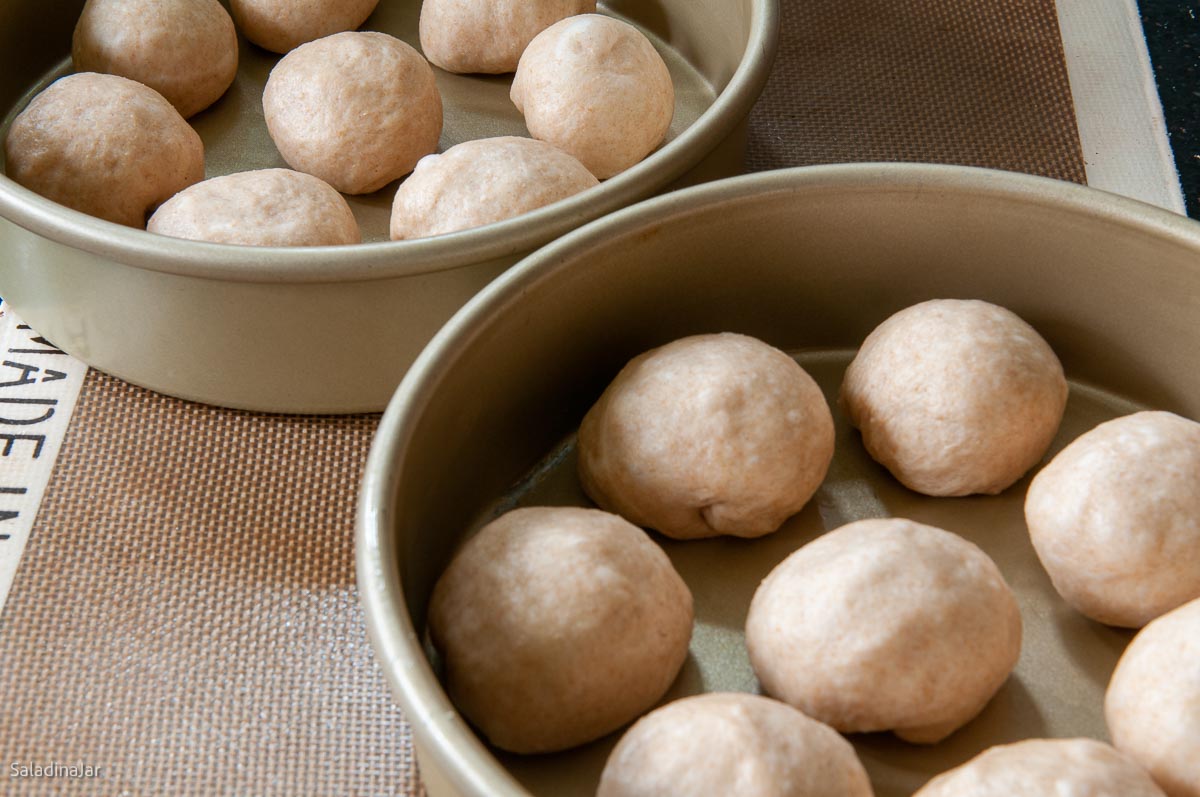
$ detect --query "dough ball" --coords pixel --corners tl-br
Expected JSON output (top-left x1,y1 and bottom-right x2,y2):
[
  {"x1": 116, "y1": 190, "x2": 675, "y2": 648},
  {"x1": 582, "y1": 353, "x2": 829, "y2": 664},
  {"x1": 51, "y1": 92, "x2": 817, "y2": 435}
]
[
  {"x1": 745, "y1": 517, "x2": 1022, "y2": 743},
  {"x1": 598, "y1": 693, "x2": 874, "y2": 797},
  {"x1": 511, "y1": 14, "x2": 674, "y2": 179},
  {"x1": 390, "y1": 136, "x2": 598, "y2": 239},
  {"x1": 263, "y1": 31, "x2": 442, "y2": 194},
  {"x1": 1106, "y1": 597, "x2": 1200, "y2": 797},
  {"x1": 72, "y1": 0, "x2": 237, "y2": 118},
  {"x1": 4, "y1": 73, "x2": 204, "y2": 228},
  {"x1": 1026, "y1": 411, "x2": 1200, "y2": 628},
  {"x1": 428, "y1": 506, "x2": 693, "y2": 754},
  {"x1": 148, "y1": 168, "x2": 360, "y2": 247},
  {"x1": 420, "y1": 0, "x2": 595, "y2": 74},
  {"x1": 578, "y1": 333, "x2": 835, "y2": 540},
  {"x1": 841, "y1": 299, "x2": 1067, "y2": 496},
  {"x1": 231, "y1": 0, "x2": 380, "y2": 54},
  {"x1": 913, "y1": 738, "x2": 1167, "y2": 797}
]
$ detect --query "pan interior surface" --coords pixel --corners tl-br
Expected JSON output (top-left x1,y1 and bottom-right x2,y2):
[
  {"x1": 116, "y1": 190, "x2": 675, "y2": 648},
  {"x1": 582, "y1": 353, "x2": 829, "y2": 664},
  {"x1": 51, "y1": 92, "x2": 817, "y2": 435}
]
[
  {"x1": 0, "y1": 0, "x2": 718, "y2": 244},
  {"x1": 363, "y1": 166, "x2": 1200, "y2": 797},
  {"x1": 477, "y1": 351, "x2": 1140, "y2": 797},
  {"x1": 193, "y1": 1, "x2": 717, "y2": 243}
]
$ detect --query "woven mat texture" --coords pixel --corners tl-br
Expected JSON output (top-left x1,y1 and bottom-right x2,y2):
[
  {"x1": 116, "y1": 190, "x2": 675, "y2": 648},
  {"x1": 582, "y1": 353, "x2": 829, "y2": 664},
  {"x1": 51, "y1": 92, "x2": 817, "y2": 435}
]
[{"x1": 0, "y1": 0, "x2": 1083, "y2": 794}]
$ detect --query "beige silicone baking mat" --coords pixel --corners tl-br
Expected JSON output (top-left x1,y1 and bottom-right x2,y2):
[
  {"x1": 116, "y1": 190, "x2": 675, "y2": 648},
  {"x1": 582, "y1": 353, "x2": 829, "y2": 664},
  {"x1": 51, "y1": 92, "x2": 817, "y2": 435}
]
[{"x1": 0, "y1": 0, "x2": 1084, "y2": 793}]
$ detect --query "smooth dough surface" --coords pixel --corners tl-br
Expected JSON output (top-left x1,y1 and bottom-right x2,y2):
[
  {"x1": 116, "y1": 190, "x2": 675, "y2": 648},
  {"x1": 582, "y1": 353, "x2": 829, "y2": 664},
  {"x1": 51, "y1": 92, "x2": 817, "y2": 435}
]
[
  {"x1": 914, "y1": 738, "x2": 1167, "y2": 797},
  {"x1": 598, "y1": 693, "x2": 874, "y2": 797},
  {"x1": 231, "y1": 0, "x2": 380, "y2": 54},
  {"x1": 578, "y1": 333, "x2": 835, "y2": 540},
  {"x1": 1106, "y1": 597, "x2": 1200, "y2": 797},
  {"x1": 390, "y1": 136, "x2": 597, "y2": 239},
  {"x1": 148, "y1": 169, "x2": 360, "y2": 247},
  {"x1": 72, "y1": 0, "x2": 237, "y2": 118},
  {"x1": 427, "y1": 506, "x2": 693, "y2": 754},
  {"x1": 840, "y1": 299, "x2": 1067, "y2": 496},
  {"x1": 263, "y1": 31, "x2": 442, "y2": 194},
  {"x1": 4, "y1": 73, "x2": 204, "y2": 228},
  {"x1": 420, "y1": 0, "x2": 594, "y2": 74},
  {"x1": 745, "y1": 517, "x2": 1022, "y2": 743},
  {"x1": 1026, "y1": 411, "x2": 1200, "y2": 628},
  {"x1": 511, "y1": 14, "x2": 674, "y2": 178}
]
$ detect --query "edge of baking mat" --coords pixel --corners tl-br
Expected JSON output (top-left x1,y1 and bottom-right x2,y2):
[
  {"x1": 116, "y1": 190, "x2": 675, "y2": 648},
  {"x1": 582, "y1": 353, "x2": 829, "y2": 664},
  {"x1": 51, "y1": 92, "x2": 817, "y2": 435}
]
[
  {"x1": 1057, "y1": 0, "x2": 1186, "y2": 213},
  {"x1": 0, "y1": 299, "x2": 86, "y2": 611}
]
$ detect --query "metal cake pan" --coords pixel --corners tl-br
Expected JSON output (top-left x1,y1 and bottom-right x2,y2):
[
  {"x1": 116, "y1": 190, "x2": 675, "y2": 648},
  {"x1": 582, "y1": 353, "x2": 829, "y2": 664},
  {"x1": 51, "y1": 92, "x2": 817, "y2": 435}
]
[
  {"x1": 357, "y1": 164, "x2": 1200, "y2": 796},
  {"x1": 0, "y1": 0, "x2": 777, "y2": 413}
]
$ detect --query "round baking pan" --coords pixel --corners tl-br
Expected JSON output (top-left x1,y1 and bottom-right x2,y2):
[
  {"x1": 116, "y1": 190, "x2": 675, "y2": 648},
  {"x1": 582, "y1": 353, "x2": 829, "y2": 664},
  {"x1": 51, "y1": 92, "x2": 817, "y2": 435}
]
[
  {"x1": 357, "y1": 164, "x2": 1200, "y2": 796},
  {"x1": 0, "y1": 0, "x2": 777, "y2": 413}
]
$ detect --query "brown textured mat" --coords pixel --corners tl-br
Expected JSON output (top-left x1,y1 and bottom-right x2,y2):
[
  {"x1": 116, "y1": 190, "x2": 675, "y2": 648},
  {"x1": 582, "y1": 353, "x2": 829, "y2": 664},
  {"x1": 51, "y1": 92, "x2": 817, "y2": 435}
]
[
  {"x1": 1, "y1": 372, "x2": 415, "y2": 795},
  {"x1": 0, "y1": 1, "x2": 1083, "y2": 794},
  {"x1": 747, "y1": 0, "x2": 1085, "y2": 182}
]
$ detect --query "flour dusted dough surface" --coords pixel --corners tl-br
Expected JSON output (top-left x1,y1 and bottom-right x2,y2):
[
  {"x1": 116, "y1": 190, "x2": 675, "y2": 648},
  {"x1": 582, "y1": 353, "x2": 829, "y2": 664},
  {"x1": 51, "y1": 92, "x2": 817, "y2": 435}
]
[
  {"x1": 72, "y1": 0, "x2": 237, "y2": 119},
  {"x1": 420, "y1": 0, "x2": 594, "y2": 74},
  {"x1": 1106, "y1": 597, "x2": 1200, "y2": 797},
  {"x1": 578, "y1": 333, "x2": 834, "y2": 540},
  {"x1": 148, "y1": 169, "x2": 359, "y2": 247},
  {"x1": 390, "y1": 136, "x2": 597, "y2": 239},
  {"x1": 427, "y1": 507, "x2": 693, "y2": 754},
  {"x1": 913, "y1": 738, "x2": 1167, "y2": 797},
  {"x1": 598, "y1": 693, "x2": 874, "y2": 797},
  {"x1": 263, "y1": 31, "x2": 442, "y2": 195},
  {"x1": 841, "y1": 299, "x2": 1067, "y2": 496},
  {"x1": 231, "y1": 0, "x2": 380, "y2": 54},
  {"x1": 745, "y1": 518, "x2": 1022, "y2": 743},
  {"x1": 4, "y1": 73, "x2": 204, "y2": 228},
  {"x1": 511, "y1": 14, "x2": 674, "y2": 178},
  {"x1": 1025, "y1": 411, "x2": 1200, "y2": 628}
]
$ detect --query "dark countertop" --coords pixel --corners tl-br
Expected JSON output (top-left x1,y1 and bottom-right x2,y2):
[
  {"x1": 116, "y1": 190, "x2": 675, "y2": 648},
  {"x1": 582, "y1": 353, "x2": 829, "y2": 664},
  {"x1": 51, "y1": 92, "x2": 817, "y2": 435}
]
[{"x1": 1138, "y1": 0, "x2": 1199, "y2": 217}]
